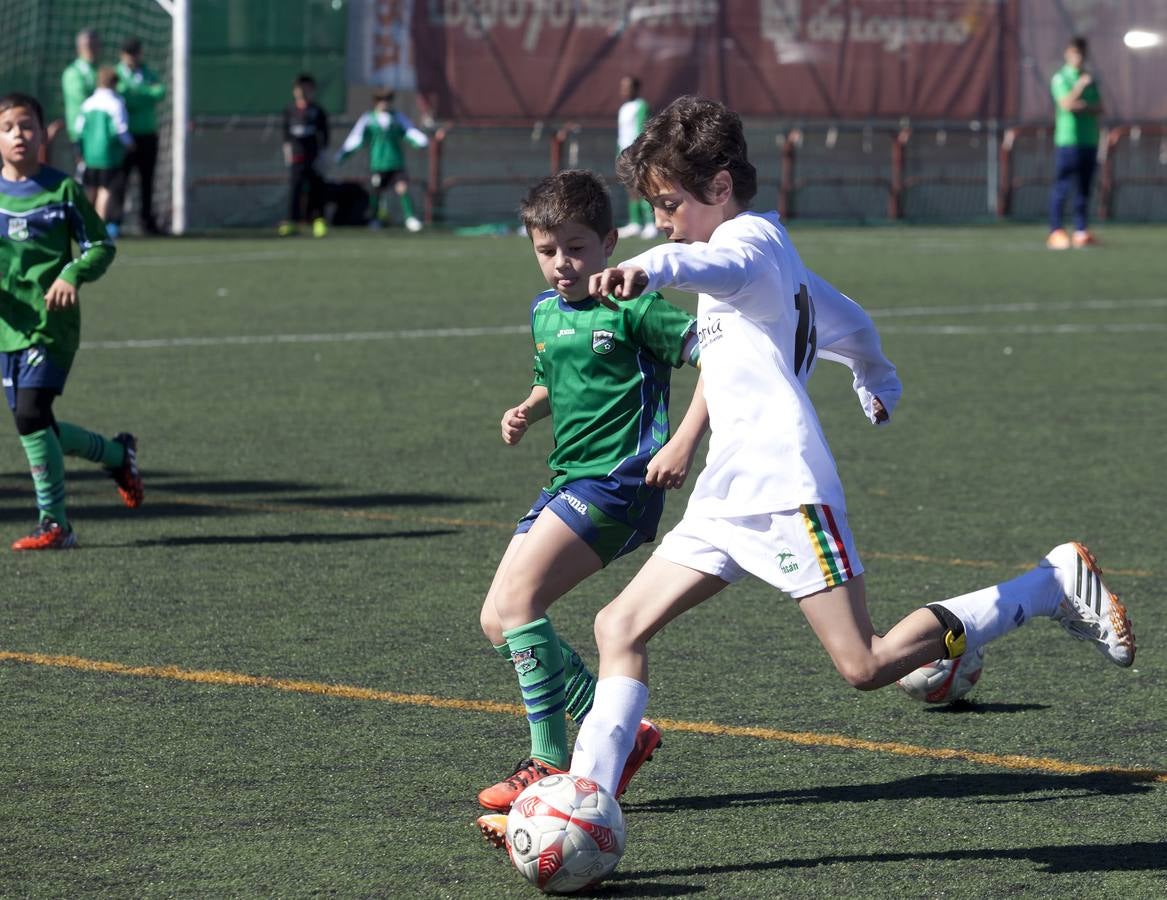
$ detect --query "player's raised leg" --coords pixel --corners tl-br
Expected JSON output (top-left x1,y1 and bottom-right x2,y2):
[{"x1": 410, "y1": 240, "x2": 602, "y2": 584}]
[
  {"x1": 477, "y1": 507, "x2": 603, "y2": 811},
  {"x1": 57, "y1": 422, "x2": 143, "y2": 508}
]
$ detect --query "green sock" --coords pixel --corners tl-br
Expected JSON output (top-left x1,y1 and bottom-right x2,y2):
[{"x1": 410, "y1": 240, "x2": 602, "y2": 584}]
[
  {"x1": 19, "y1": 428, "x2": 68, "y2": 525},
  {"x1": 400, "y1": 193, "x2": 415, "y2": 220},
  {"x1": 496, "y1": 639, "x2": 595, "y2": 723},
  {"x1": 57, "y1": 421, "x2": 124, "y2": 467},
  {"x1": 627, "y1": 197, "x2": 642, "y2": 226},
  {"x1": 503, "y1": 617, "x2": 569, "y2": 769}
]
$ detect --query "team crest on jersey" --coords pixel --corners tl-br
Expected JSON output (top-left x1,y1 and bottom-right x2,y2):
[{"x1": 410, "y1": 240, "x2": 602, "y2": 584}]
[
  {"x1": 510, "y1": 648, "x2": 539, "y2": 675},
  {"x1": 592, "y1": 330, "x2": 615, "y2": 354},
  {"x1": 7, "y1": 217, "x2": 29, "y2": 241}
]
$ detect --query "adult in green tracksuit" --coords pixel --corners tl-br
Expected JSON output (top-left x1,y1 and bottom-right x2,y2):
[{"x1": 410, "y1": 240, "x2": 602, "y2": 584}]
[
  {"x1": 117, "y1": 37, "x2": 167, "y2": 234},
  {"x1": 61, "y1": 29, "x2": 101, "y2": 144},
  {"x1": 1047, "y1": 35, "x2": 1103, "y2": 249}
]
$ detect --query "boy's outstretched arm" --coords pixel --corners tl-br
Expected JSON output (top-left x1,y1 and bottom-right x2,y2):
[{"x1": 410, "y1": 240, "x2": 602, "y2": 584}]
[
  {"x1": 808, "y1": 270, "x2": 902, "y2": 425},
  {"x1": 501, "y1": 385, "x2": 550, "y2": 446},
  {"x1": 647, "y1": 374, "x2": 708, "y2": 490}
]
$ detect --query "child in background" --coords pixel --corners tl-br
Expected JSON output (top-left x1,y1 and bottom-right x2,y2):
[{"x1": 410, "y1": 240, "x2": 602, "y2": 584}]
[
  {"x1": 335, "y1": 89, "x2": 428, "y2": 232},
  {"x1": 614, "y1": 75, "x2": 655, "y2": 240},
  {"x1": 280, "y1": 73, "x2": 329, "y2": 238},
  {"x1": 75, "y1": 67, "x2": 133, "y2": 239},
  {"x1": 0, "y1": 92, "x2": 143, "y2": 551}
]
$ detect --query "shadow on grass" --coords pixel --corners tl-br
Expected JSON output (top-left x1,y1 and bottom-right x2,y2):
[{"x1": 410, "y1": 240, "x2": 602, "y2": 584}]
[
  {"x1": 611, "y1": 840, "x2": 1167, "y2": 882},
  {"x1": 920, "y1": 700, "x2": 1051, "y2": 714},
  {"x1": 129, "y1": 529, "x2": 459, "y2": 547},
  {"x1": 625, "y1": 771, "x2": 1160, "y2": 815}
]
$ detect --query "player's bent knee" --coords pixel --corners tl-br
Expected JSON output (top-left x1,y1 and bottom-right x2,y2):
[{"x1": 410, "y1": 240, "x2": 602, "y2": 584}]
[
  {"x1": 833, "y1": 658, "x2": 883, "y2": 691},
  {"x1": 592, "y1": 604, "x2": 640, "y2": 655}
]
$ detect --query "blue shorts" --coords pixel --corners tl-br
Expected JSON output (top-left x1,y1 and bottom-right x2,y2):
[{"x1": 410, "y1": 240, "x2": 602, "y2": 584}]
[
  {"x1": 515, "y1": 477, "x2": 661, "y2": 566},
  {"x1": 2, "y1": 347, "x2": 69, "y2": 410}
]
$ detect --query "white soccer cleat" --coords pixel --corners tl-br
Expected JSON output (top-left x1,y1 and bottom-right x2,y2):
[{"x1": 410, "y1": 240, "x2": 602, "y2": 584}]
[
  {"x1": 405, "y1": 216, "x2": 423, "y2": 233},
  {"x1": 639, "y1": 223, "x2": 659, "y2": 239},
  {"x1": 616, "y1": 222, "x2": 642, "y2": 238},
  {"x1": 1043, "y1": 542, "x2": 1135, "y2": 667}
]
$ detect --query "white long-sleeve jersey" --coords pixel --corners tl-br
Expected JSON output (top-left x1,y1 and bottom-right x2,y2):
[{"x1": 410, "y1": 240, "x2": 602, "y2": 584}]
[{"x1": 622, "y1": 211, "x2": 901, "y2": 517}]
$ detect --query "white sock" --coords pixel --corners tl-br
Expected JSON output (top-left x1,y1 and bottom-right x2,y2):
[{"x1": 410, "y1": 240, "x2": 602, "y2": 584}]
[
  {"x1": 569, "y1": 676, "x2": 647, "y2": 796},
  {"x1": 931, "y1": 565, "x2": 1063, "y2": 650}
]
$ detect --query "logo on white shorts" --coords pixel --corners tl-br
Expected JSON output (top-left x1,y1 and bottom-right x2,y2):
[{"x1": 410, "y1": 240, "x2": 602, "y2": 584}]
[{"x1": 776, "y1": 549, "x2": 799, "y2": 574}]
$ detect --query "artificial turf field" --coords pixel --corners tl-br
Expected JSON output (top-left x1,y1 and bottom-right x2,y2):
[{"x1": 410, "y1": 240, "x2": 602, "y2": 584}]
[{"x1": 1, "y1": 224, "x2": 1164, "y2": 899}]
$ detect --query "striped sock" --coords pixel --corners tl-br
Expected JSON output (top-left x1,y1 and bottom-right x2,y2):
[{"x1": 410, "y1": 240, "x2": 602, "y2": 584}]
[
  {"x1": 503, "y1": 617, "x2": 569, "y2": 769},
  {"x1": 57, "y1": 421, "x2": 124, "y2": 467},
  {"x1": 497, "y1": 639, "x2": 595, "y2": 722},
  {"x1": 19, "y1": 428, "x2": 68, "y2": 525}
]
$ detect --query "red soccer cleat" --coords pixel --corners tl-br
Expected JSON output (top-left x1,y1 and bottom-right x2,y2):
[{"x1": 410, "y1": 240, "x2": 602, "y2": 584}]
[
  {"x1": 477, "y1": 757, "x2": 567, "y2": 811},
  {"x1": 615, "y1": 718, "x2": 662, "y2": 798},
  {"x1": 12, "y1": 519, "x2": 77, "y2": 551},
  {"x1": 108, "y1": 432, "x2": 143, "y2": 509}
]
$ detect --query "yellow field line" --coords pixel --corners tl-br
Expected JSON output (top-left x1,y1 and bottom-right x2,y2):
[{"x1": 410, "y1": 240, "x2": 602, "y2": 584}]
[{"x1": 3, "y1": 649, "x2": 1164, "y2": 784}]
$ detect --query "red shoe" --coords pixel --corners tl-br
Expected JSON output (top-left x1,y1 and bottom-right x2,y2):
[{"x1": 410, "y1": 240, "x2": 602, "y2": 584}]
[
  {"x1": 615, "y1": 719, "x2": 662, "y2": 798},
  {"x1": 108, "y1": 432, "x2": 143, "y2": 509},
  {"x1": 12, "y1": 519, "x2": 77, "y2": 551},
  {"x1": 477, "y1": 758, "x2": 567, "y2": 811}
]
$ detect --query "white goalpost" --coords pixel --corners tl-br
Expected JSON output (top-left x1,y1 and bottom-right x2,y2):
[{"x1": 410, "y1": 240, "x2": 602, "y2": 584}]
[{"x1": 153, "y1": 0, "x2": 188, "y2": 235}]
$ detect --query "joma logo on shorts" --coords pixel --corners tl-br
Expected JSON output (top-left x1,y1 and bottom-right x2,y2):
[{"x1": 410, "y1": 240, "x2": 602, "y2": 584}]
[{"x1": 563, "y1": 492, "x2": 588, "y2": 516}]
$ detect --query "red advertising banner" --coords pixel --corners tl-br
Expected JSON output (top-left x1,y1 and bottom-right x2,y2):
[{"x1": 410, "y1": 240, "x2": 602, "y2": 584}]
[{"x1": 410, "y1": 1, "x2": 1021, "y2": 121}]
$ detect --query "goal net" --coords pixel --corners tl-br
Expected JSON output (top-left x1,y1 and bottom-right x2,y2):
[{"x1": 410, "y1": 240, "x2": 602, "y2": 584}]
[{"x1": 0, "y1": 0, "x2": 187, "y2": 233}]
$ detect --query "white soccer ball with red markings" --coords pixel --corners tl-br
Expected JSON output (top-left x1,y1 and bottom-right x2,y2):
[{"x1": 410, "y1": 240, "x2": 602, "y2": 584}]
[
  {"x1": 897, "y1": 646, "x2": 985, "y2": 704},
  {"x1": 505, "y1": 773, "x2": 625, "y2": 894}
]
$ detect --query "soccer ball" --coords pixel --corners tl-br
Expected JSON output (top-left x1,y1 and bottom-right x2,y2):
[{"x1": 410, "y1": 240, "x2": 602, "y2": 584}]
[
  {"x1": 897, "y1": 646, "x2": 985, "y2": 704},
  {"x1": 505, "y1": 773, "x2": 626, "y2": 894}
]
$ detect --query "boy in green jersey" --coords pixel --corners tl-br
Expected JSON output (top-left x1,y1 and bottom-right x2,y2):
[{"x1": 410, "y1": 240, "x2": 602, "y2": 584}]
[
  {"x1": 117, "y1": 37, "x2": 167, "y2": 235},
  {"x1": 475, "y1": 170, "x2": 707, "y2": 822},
  {"x1": 0, "y1": 93, "x2": 143, "y2": 551},
  {"x1": 334, "y1": 90, "x2": 428, "y2": 232}
]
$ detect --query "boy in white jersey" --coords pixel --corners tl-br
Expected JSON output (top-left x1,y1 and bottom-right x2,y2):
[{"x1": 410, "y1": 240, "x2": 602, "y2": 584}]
[{"x1": 558, "y1": 95, "x2": 1136, "y2": 798}]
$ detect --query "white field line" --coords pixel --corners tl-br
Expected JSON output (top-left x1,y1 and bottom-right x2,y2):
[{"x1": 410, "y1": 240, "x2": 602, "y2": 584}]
[{"x1": 79, "y1": 298, "x2": 1167, "y2": 351}]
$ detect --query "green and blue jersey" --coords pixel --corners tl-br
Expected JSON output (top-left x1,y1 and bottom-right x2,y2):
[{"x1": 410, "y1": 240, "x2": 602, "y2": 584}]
[
  {"x1": 529, "y1": 289, "x2": 698, "y2": 498},
  {"x1": 0, "y1": 167, "x2": 114, "y2": 368}
]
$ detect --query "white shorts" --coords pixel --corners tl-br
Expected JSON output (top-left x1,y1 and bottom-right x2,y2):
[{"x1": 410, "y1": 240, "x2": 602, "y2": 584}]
[{"x1": 654, "y1": 503, "x2": 863, "y2": 599}]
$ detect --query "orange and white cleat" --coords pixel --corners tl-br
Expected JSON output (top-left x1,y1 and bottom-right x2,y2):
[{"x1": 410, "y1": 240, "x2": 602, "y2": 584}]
[
  {"x1": 1071, "y1": 229, "x2": 1098, "y2": 248},
  {"x1": 475, "y1": 813, "x2": 508, "y2": 849},
  {"x1": 12, "y1": 518, "x2": 77, "y2": 551},
  {"x1": 615, "y1": 718, "x2": 663, "y2": 798},
  {"x1": 477, "y1": 758, "x2": 567, "y2": 812},
  {"x1": 1046, "y1": 228, "x2": 1071, "y2": 250},
  {"x1": 1043, "y1": 542, "x2": 1135, "y2": 667}
]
